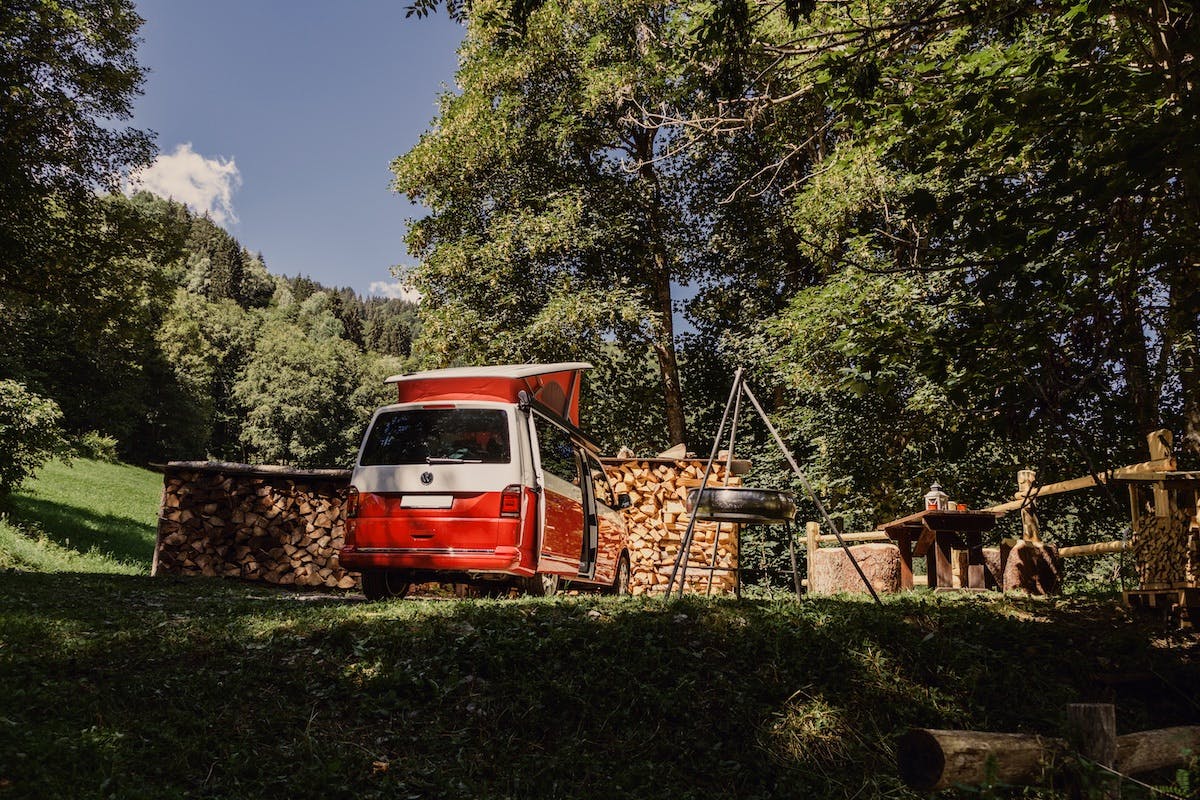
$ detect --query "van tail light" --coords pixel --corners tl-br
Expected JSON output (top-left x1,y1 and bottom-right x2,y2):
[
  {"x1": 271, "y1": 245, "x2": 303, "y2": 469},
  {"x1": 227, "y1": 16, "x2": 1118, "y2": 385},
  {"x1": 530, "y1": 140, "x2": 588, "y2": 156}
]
[
  {"x1": 500, "y1": 485, "x2": 523, "y2": 518},
  {"x1": 346, "y1": 487, "x2": 361, "y2": 519}
]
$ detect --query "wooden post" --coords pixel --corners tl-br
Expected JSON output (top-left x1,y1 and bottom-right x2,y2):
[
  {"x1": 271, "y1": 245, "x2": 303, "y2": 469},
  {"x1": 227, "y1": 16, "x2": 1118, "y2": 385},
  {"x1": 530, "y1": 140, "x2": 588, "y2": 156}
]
[
  {"x1": 805, "y1": 521, "x2": 820, "y2": 594},
  {"x1": 1147, "y1": 429, "x2": 1173, "y2": 518},
  {"x1": 966, "y1": 533, "x2": 985, "y2": 589},
  {"x1": 1127, "y1": 485, "x2": 1141, "y2": 531},
  {"x1": 1018, "y1": 468, "x2": 1041, "y2": 542},
  {"x1": 151, "y1": 479, "x2": 168, "y2": 578},
  {"x1": 933, "y1": 532, "x2": 953, "y2": 589},
  {"x1": 1066, "y1": 703, "x2": 1119, "y2": 799},
  {"x1": 787, "y1": 524, "x2": 801, "y2": 599},
  {"x1": 896, "y1": 529, "x2": 913, "y2": 589}
]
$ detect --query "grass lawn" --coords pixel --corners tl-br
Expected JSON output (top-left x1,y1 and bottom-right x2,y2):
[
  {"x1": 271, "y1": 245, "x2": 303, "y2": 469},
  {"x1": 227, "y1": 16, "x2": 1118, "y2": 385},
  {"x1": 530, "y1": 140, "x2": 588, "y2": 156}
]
[
  {"x1": 0, "y1": 460, "x2": 1197, "y2": 798},
  {"x1": 1, "y1": 458, "x2": 160, "y2": 573},
  {"x1": 0, "y1": 573, "x2": 1197, "y2": 799}
]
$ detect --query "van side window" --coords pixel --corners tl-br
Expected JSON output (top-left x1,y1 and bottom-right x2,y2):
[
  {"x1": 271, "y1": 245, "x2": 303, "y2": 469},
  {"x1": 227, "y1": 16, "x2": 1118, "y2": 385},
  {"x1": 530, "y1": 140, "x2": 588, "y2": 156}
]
[
  {"x1": 536, "y1": 420, "x2": 579, "y2": 483},
  {"x1": 585, "y1": 453, "x2": 615, "y2": 507}
]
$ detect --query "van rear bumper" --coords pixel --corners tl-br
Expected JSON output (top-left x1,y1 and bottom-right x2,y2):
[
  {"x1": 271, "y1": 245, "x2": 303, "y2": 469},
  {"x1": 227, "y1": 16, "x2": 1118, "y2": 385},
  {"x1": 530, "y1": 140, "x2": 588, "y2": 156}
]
[{"x1": 340, "y1": 545, "x2": 524, "y2": 573}]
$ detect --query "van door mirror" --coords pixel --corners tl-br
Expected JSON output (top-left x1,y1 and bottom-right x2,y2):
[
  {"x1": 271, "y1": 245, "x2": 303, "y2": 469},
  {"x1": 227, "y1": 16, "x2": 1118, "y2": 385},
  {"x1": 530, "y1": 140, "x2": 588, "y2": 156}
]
[{"x1": 616, "y1": 493, "x2": 632, "y2": 510}]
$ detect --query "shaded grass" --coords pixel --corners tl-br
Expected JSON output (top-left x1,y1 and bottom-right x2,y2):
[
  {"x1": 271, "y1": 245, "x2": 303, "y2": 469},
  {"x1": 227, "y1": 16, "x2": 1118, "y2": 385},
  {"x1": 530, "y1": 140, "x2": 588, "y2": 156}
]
[
  {"x1": 0, "y1": 518, "x2": 141, "y2": 575},
  {"x1": 0, "y1": 460, "x2": 1196, "y2": 797},
  {"x1": 0, "y1": 574, "x2": 1196, "y2": 799},
  {"x1": 3, "y1": 458, "x2": 159, "y2": 572}
]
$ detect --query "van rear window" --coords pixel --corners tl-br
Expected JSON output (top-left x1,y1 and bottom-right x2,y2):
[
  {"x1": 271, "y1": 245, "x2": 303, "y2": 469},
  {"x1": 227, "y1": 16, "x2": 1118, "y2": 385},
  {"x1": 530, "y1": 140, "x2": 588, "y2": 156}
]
[{"x1": 360, "y1": 409, "x2": 511, "y2": 465}]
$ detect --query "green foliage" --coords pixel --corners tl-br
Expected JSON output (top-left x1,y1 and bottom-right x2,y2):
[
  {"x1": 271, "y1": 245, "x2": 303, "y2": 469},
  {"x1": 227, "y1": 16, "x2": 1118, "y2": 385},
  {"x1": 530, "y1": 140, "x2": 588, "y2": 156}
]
[
  {"x1": 0, "y1": 193, "x2": 188, "y2": 461},
  {"x1": 183, "y1": 215, "x2": 276, "y2": 308},
  {"x1": 156, "y1": 289, "x2": 262, "y2": 460},
  {"x1": 363, "y1": 297, "x2": 420, "y2": 357},
  {"x1": 233, "y1": 316, "x2": 367, "y2": 467},
  {"x1": 0, "y1": 0, "x2": 152, "y2": 198},
  {"x1": 0, "y1": 381, "x2": 70, "y2": 498},
  {"x1": 655, "y1": 0, "x2": 1200, "y2": 546},
  {"x1": 0, "y1": 517, "x2": 142, "y2": 575},
  {"x1": 393, "y1": 0, "x2": 720, "y2": 446},
  {"x1": 3, "y1": 171, "x2": 420, "y2": 466},
  {"x1": 74, "y1": 432, "x2": 120, "y2": 464},
  {"x1": 0, "y1": 0, "x2": 154, "y2": 307}
]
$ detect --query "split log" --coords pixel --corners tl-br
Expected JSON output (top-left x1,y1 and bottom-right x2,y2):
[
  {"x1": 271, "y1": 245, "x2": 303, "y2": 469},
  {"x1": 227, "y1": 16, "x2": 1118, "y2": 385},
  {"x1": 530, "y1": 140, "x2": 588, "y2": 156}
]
[
  {"x1": 154, "y1": 463, "x2": 359, "y2": 590},
  {"x1": 1131, "y1": 508, "x2": 1192, "y2": 588}
]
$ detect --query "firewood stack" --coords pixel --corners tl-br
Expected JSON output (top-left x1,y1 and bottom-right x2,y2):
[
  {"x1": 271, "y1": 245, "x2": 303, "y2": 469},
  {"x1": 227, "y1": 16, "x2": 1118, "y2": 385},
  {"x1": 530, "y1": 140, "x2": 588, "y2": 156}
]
[
  {"x1": 601, "y1": 459, "x2": 742, "y2": 596},
  {"x1": 156, "y1": 459, "x2": 743, "y2": 596},
  {"x1": 154, "y1": 462, "x2": 358, "y2": 589},
  {"x1": 1131, "y1": 505, "x2": 1199, "y2": 589}
]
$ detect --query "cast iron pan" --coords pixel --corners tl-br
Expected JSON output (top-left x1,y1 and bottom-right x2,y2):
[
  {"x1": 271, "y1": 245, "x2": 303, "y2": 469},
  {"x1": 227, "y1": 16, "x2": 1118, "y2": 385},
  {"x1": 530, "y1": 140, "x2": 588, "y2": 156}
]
[{"x1": 685, "y1": 487, "x2": 798, "y2": 524}]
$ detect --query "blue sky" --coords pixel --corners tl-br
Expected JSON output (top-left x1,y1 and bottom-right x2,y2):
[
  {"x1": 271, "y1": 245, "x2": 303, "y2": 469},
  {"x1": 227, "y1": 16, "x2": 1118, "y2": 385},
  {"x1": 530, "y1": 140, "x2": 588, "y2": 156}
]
[{"x1": 130, "y1": 1, "x2": 464, "y2": 297}]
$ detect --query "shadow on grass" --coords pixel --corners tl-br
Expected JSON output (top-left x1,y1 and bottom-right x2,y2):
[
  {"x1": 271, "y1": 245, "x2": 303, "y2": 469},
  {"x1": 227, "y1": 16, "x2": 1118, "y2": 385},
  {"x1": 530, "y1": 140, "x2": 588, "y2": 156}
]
[
  {"x1": 6, "y1": 494, "x2": 156, "y2": 568},
  {"x1": 1, "y1": 572, "x2": 1197, "y2": 799}
]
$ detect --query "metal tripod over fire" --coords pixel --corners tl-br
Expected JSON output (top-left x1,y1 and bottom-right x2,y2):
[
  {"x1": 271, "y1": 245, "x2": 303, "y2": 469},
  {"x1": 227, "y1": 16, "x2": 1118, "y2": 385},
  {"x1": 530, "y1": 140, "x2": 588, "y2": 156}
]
[{"x1": 663, "y1": 368, "x2": 882, "y2": 604}]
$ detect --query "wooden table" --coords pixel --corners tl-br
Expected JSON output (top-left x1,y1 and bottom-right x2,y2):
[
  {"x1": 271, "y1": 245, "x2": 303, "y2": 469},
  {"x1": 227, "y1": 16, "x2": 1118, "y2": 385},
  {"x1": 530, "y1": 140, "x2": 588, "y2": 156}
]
[{"x1": 881, "y1": 510, "x2": 999, "y2": 590}]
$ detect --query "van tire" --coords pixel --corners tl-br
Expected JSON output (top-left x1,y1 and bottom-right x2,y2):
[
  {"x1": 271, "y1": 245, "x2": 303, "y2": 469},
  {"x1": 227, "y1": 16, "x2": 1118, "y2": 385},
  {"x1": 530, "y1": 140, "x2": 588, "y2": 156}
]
[
  {"x1": 611, "y1": 553, "x2": 631, "y2": 596},
  {"x1": 362, "y1": 570, "x2": 410, "y2": 601},
  {"x1": 521, "y1": 572, "x2": 559, "y2": 597}
]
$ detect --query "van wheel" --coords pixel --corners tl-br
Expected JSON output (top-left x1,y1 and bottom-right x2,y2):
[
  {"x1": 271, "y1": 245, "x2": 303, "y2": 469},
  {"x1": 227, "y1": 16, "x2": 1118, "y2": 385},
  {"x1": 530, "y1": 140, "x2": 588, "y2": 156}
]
[
  {"x1": 521, "y1": 572, "x2": 559, "y2": 597},
  {"x1": 362, "y1": 570, "x2": 410, "y2": 601},
  {"x1": 611, "y1": 554, "x2": 631, "y2": 596}
]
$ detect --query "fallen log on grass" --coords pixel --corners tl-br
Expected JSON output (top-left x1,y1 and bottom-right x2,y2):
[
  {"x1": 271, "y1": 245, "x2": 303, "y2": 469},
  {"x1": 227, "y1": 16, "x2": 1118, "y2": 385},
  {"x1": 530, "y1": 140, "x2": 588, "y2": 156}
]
[{"x1": 898, "y1": 723, "x2": 1200, "y2": 791}]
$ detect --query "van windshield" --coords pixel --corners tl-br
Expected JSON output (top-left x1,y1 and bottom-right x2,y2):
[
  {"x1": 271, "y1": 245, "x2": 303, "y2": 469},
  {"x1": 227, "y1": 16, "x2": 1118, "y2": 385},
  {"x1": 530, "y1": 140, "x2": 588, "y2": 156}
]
[{"x1": 360, "y1": 408, "x2": 512, "y2": 466}]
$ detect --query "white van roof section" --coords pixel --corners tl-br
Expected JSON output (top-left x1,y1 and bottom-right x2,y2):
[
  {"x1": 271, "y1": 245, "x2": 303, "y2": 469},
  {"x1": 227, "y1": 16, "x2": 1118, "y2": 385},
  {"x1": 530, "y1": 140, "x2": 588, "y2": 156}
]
[{"x1": 383, "y1": 362, "x2": 593, "y2": 384}]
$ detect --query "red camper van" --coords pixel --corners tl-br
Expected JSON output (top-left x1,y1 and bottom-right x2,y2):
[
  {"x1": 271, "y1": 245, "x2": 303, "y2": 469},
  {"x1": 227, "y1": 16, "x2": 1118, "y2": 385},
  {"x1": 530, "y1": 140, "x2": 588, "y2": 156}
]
[{"x1": 339, "y1": 363, "x2": 633, "y2": 599}]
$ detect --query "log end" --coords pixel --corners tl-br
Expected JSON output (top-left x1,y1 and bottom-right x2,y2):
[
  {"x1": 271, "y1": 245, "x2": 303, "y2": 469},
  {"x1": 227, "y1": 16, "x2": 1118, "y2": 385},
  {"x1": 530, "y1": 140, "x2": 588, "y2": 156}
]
[{"x1": 897, "y1": 729, "x2": 945, "y2": 791}]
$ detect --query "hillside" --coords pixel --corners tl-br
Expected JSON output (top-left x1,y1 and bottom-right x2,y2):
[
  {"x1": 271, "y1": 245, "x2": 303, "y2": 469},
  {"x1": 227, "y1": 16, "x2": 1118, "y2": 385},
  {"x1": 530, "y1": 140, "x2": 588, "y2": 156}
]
[{"x1": 0, "y1": 458, "x2": 159, "y2": 574}]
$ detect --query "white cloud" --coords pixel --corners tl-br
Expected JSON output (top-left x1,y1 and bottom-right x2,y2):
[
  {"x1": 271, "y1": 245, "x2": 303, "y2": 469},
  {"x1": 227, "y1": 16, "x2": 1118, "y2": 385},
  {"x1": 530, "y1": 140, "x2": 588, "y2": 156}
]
[
  {"x1": 369, "y1": 280, "x2": 422, "y2": 303},
  {"x1": 128, "y1": 143, "x2": 241, "y2": 226}
]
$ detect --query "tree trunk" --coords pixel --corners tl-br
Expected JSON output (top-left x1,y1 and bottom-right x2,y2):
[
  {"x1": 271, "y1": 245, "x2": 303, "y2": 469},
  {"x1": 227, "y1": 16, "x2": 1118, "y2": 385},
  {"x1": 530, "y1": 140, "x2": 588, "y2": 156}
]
[
  {"x1": 634, "y1": 126, "x2": 687, "y2": 447},
  {"x1": 651, "y1": 265, "x2": 686, "y2": 447}
]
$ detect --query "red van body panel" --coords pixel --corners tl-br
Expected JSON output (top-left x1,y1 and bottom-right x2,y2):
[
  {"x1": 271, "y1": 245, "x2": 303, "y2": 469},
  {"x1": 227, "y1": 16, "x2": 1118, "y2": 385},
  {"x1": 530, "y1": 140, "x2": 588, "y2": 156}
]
[{"x1": 341, "y1": 489, "x2": 538, "y2": 576}]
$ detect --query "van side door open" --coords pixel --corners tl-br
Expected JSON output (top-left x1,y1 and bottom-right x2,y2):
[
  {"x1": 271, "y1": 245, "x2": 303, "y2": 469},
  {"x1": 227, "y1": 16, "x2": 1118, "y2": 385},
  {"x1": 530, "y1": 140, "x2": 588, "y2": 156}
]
[{"x1": 532, "y1": 415, "x2": 597, "y2": 580}]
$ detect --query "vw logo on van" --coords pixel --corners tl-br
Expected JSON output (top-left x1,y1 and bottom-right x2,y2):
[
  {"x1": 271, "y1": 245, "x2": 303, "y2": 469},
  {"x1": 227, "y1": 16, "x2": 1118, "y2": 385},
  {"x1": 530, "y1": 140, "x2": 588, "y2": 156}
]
[{"x1": 420, "y1": 471, "x2": 434, "y2": 485}]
